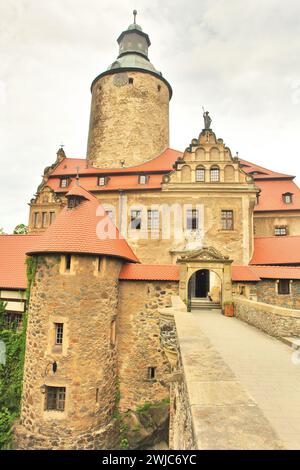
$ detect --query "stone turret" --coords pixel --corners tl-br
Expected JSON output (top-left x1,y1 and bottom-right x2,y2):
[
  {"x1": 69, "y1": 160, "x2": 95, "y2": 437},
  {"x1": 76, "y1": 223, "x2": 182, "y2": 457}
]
[
  {"x1": 86, "y1": 11, "x2": 172, "y2": 169},
  {"x1": 15, "y1": 186, "x2": 138, "y2": 449}
]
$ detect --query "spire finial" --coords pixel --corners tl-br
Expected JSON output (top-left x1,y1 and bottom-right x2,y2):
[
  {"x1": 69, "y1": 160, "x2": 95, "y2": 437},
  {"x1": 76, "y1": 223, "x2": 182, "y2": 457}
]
[
  {"x1": 76, "y1": 166, "x2": 80, "y2": 186},
  {"x1": 133, "y1": 9, "x2": 137, "y2": 24}
]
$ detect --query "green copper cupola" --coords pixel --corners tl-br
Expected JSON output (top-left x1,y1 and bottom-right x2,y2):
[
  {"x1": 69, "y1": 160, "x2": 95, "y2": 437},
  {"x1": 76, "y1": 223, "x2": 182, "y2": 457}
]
[
  {"x1": 117, "y1": 10, "x2": 150, "y2": 60},
  {"x1": 107, "y1": 11, "x2": 162, "y2": 76}
]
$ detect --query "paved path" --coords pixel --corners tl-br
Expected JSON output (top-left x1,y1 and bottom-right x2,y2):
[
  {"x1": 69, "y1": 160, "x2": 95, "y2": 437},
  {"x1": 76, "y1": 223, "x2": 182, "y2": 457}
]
[{"x1": 192, "y1": 310, "x2": 300, "y2": 450}]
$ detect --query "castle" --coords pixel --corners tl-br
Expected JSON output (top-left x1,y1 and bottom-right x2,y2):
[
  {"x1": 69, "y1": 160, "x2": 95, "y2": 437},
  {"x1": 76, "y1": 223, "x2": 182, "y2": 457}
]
[{"x1": 1, "y1": 13, "x2": 300, "y2": 450}]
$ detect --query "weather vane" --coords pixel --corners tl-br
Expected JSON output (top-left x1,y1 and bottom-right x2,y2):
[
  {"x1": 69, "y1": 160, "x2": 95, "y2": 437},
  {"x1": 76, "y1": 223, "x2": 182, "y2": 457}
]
[{"x1": 133, "y1": 9, "x2": 137, "y2": 24}]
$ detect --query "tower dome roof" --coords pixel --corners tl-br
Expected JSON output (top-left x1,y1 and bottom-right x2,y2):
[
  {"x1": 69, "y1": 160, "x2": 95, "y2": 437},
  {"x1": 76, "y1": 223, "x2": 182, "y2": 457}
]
[
  {"x1": 106, "y1": 11, "x2": 162, "y2": 77},
  {"x1": 127, "y1": 22, "x2": 143, "y2": 32}
]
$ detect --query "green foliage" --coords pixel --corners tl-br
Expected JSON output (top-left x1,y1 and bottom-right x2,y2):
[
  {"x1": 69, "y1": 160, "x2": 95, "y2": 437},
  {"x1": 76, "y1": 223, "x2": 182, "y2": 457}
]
[
  {"x1": 13, "y1": 224, "x2": 28, "y2": 235},
  {"x1": 120, "y1": 438, "x2": 129, "y2": 449},
  {"x1": 136, "y1": 397, "x2": 170, "y2": 414},
  {"x1": 0, "y1": 228, "x2": 6, "y2": 235},
  {"x1": 0, "y1": 257, "x2": 36, "y2": 449},
  {"x1": 0, "y1": 408, "x2": 16, "y2": 450},
  {"x1": 0, "y1": 300, "x2": 28, "y2": 449},
  {"x1": 26, "y1": 256, "x2": 38, "y2": 300}
]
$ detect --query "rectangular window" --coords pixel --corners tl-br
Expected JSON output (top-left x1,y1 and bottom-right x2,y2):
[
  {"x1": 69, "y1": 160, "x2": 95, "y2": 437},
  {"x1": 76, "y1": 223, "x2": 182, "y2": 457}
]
[
  {"x1": 42, "y1": 212, "x2": 47, "y2": 228},
  {"x1": 55, "y1": 323, "x2": 64, "y2": 345},
  {"x1": 139, "y1": 175, "x2": 147, "y2": 185},
  {"x1": 278, "y1": 279, "x2": 290, "y2": 295},
  {"x1": 147, "y1": 367, "x2": 156, "y2": 380},
  {"x1": 49, "y1": 212, "x2": 56, "y2": 225},
  {"x1": 33, "y1": 212, "x2": 39, "y2": 228},
  {"x1": 4, "y1": 312, "x2": 22, "y2": 329},
  {"x1": 46, "y1": 386, "x2": 66, "y2": 411},
  {"x1": 283, "y1": 193, "x2": 292, "y2": 204},
  {"x1": 147, "y1": 210, "x2": 159, "y2": 230},
  {"x1": 186, "y1": 209, "x2": 198, "y2": 230},
  {"x1": 60, "y1": 179, "x2": 68, "y2": 188},
  {"x1": 98, "y1": 177, "x2": 106, "y2": 186},
  {"x1": 196, "y1": 168, "x2": 205, "y2": 182},
  {"x1": 65, "y1": 254, "x2": 72, "y2": 271},
  {"x1": 131, "y1": 210, "x2": 142, "y2": 230},
  {"x1": 210, "y1": 168, "x2": 220, "y2": 182},
  {"x1": 274, "y1": 226, "x2": 287, "y2": 236},
  {"x1": 221, "y1": 210, "x2": 234, "y2": 230}
]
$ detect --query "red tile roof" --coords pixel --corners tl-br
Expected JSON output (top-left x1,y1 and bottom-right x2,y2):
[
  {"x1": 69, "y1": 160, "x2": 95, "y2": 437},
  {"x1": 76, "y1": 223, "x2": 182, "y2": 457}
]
[
  {"x1": 51, "y1": 148, "x2": 182, "y2": 176},
  {"x1": 0, "y1": 235, "x2": 40, "y2": 289},
  {"x1": 232, "y1": 265, "x2": 300, "y2": 281},
  {"x1": 47, "y1": 173, "x2": 165, "y2": 193},
  {"x1": 27, "y1": 185, "x2": 139, "y2": 263},
  {"x1": 119, "y1": 264, "x2": 180, "y2": 281},
  {"x1": 254, "y1": 179, "x2": 300, "y2": 212},
  {"x1": 252, "y1": 265, "x2": 300, "y2": 280},
  {"x1": 45, "y1": 153, "x2": 300, "y2": 214},
  {"x1": 231, "y1": 266, "x2": 261, "y2": 281},
  {"x1": 250, "y1": 236, "x2": 300, "y2": 265},
  {"x1": 239, "y1": 159, "x2": 294, "y2": 180}
]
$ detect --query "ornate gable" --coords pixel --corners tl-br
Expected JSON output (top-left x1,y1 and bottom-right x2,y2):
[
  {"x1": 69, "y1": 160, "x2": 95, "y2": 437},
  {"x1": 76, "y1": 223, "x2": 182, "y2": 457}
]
[
  {"x1": 162, "y1": 114, "x2": 258, "y2": 190},
  {"x1": 178, "y1": 246, "x2": 231, "y2": 262}
]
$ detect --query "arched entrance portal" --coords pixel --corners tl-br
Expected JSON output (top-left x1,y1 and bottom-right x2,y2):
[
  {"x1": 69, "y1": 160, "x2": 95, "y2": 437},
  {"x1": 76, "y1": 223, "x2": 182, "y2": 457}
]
[
  {"x1": 176, "y1": 246, "x2": 233, "y2": 312},
  {"x1": 187, "y1": 268, "x2": 222, "y2": 310},
  {"x1": 188, "y1": 269, "x2": 210, "y2": 298}
]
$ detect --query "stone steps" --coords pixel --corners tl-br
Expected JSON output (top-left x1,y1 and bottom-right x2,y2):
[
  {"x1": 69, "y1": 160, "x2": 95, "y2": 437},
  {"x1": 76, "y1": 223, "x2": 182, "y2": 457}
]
[{"x1": 190, "y1": 297, "x2": 221, "y2": 310}]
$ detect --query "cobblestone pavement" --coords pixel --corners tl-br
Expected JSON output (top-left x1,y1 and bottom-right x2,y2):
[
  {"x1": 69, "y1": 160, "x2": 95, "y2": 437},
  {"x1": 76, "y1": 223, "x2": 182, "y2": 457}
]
[{"x1": 193, "y1": 310, "x2": 300, "y2": 450}]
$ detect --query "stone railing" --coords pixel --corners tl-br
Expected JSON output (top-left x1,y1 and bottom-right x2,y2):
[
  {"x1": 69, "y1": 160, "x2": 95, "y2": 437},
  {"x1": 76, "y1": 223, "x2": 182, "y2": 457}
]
[
  {"x1": 234, "y1": 297, "x2": 300, "y2": 338},
  {"x1": 159, "y1": 295, "x2": 186, "y2": 366}
]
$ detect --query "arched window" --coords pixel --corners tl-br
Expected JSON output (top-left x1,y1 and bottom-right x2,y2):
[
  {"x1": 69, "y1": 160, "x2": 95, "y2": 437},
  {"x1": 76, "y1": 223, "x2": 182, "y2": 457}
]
[
  {"x1": 196, "y1": 166, "x2": 205, "y2": 182},
  {"x1": 210, "y1": 166, "x2": 220, "y2": 182}
]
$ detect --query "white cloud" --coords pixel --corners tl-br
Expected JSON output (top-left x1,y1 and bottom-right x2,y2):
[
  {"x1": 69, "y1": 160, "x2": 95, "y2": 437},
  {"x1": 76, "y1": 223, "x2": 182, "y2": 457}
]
[{"x1": 0, "y1": 0, "x2": 300, "y2": 232}]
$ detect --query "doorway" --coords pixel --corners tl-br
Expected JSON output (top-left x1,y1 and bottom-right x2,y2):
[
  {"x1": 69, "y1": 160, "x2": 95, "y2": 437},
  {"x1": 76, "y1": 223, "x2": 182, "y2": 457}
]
[{"x1": 188, "y1": 269, "x2": 210, "y2": 299}]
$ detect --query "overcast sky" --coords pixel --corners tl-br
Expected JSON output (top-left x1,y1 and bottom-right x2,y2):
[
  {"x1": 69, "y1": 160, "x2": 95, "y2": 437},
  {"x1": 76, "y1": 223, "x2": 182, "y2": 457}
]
[{"x1": 1, "y1": 0, "x2": 300, "y2": 232}]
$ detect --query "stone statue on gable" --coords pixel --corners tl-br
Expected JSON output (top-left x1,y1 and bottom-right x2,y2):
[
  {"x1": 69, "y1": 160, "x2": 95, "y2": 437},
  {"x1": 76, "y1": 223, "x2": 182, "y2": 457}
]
[{"x1": 203, "y1": 108, "x2": 212, "y2": 130}]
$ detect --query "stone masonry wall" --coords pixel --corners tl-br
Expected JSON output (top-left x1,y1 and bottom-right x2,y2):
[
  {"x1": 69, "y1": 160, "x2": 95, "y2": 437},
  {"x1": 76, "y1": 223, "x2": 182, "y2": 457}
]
[
  {"x1": 256, "y1": 279, "x2": 300, "y2": 309},
  {"x1": 118, "y1": 280, "x2": 178, "y2": 412},
  {"x1": 235, "y1": 297, "x2": 300, "y2": 338},
  {"x1": 15, "y1": 254, "x2": 122, "y2": 450},
  {"x1": 87, "y1": 71, "x2": 170, "y2": 168},
  {"x1": 169, "y1": 358, "x2": 196, "y2": 450}
]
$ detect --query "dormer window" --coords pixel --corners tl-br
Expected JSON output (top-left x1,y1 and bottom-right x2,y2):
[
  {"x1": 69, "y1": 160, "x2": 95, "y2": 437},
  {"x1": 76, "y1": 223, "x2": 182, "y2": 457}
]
[
  {"x1": 139, "y1": 175, "x2": 148, "y2": 185},
  {"x1": 283, "y1": 193, "x2": 293, "y2": 204},
  {"x1": 274, "y1": 226, "x2": 288, "y2": 236},
  {"x1": 60, "y1": 178, "x2": 69, "y2": 188},
  {"x1": 98, "y1": 176, "x2": 109, "y2": 187},
  {"x1": 67, "y1": 196, "x2": 82, "y2": 209}
]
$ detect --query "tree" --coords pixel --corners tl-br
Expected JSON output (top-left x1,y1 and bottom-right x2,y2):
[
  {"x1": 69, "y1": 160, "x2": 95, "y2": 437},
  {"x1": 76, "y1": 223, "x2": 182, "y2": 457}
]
[
  {"x1": 0, "y1": 228, "x2": 6, "y2": 235},
  {"x1": 13, "y1": 224, "x2": 28, "y2": 235}
]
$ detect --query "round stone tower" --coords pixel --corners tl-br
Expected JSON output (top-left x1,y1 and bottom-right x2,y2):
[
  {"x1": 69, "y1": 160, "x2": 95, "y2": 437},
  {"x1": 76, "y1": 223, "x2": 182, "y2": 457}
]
[
  {"x1": 15, "y1": 186, "x2": 139, "y2": 449},
  {"x1": 86, "y1": 12, "x2": 172, "y2": 169}
]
